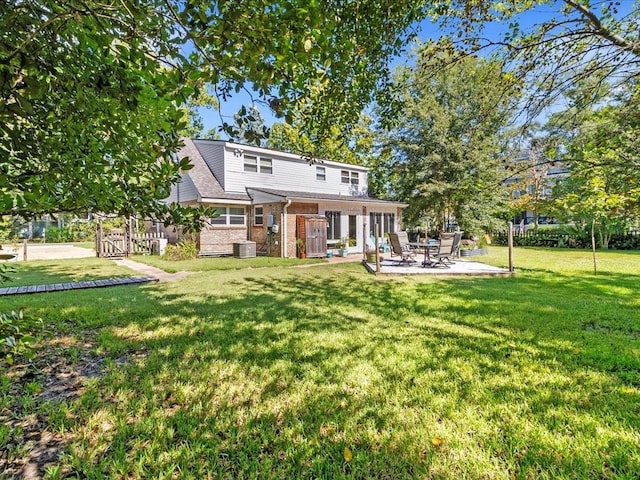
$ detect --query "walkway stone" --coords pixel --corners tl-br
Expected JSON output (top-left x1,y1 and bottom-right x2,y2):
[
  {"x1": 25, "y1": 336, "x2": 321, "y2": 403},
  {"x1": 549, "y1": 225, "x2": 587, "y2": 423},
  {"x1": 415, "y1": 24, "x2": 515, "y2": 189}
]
[{"x1": 109, "y1": 258, "x2": 191, "y2": 282}]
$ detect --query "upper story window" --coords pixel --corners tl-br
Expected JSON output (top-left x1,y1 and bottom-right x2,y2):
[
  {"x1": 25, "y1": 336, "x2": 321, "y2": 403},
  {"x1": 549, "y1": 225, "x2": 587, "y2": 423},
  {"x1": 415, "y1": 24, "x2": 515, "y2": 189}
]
[
  {"x1": 244, "y1": 155, "x2": 258, "y2": 173},
  {"x1": 341, "y1": 169, "x2": 359, "y2": 185},
  {"x1": 316, "y1": 166, "x2": 326, "y2": 181},
  {"x1": 243, "y1": 154, "x2": 272, "y2": 174},
  {"x1": 211, "y1": 207, "x2": 246, "y2": 226},
  {"x1": 254, "y1": 207, "x2": 264, "y2": 226},
  {"x1": 260, "y1": 158, "x2": 272, "y2": 174}
]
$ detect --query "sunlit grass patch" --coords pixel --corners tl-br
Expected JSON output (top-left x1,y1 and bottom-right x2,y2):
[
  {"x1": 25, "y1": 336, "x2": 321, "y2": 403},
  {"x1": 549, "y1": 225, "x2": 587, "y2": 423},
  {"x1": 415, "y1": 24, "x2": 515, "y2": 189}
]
[{"x1": 1, "y1": 249, "x2": 639, "y2": 478}]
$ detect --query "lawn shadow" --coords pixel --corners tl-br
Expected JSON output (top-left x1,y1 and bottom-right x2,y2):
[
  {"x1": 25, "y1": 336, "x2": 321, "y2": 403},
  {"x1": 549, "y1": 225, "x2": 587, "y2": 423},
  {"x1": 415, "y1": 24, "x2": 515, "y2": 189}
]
[{"x1": 9, "y1": 265, "x2": 639, "y2": 477}]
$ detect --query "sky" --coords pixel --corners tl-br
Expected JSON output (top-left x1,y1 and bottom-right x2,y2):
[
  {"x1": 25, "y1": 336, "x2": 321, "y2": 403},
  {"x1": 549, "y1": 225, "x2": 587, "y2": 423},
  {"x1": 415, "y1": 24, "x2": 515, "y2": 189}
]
[{"x1": 197, "y1": 0, "x2": 636, "y2": 138}]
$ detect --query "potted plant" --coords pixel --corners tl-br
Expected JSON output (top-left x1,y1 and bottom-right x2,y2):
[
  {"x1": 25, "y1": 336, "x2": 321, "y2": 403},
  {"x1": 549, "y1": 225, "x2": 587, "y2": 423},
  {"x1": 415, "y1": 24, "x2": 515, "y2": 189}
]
[
  {"x1": 460, "y1": 236, "x2": 488, "y2": 256},
  {"x1": 338, "y1": 237, "x2": 349, "y2": 257},
  {"x1": 296, "y1": 238, "x2": 306, "y2": 259}
]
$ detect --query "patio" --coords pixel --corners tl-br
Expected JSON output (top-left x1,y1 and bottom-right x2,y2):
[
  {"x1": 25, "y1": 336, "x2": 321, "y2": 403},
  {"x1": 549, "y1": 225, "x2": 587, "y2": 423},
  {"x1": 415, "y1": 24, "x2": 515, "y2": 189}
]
[{"x1": 362, "y1": 256, "x2": 513, "y2": 276}]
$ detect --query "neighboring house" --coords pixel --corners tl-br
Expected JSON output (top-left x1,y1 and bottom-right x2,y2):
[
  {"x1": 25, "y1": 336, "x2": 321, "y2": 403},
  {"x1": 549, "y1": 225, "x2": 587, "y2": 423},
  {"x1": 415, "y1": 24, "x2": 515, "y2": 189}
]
[
  {"x1": 505, "y1": 151, "x2": 570, "y2": 228},
  {"x1": 164, "y1": 138, "x2": 406, "y2": 258}
]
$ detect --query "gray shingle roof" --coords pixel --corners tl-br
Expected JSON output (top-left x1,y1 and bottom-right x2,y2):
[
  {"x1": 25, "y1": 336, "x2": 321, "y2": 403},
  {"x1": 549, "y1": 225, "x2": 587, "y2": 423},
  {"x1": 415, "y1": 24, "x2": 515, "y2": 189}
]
[{"x1": 178, "y1": 139, "x2": 250, "y2": 201}]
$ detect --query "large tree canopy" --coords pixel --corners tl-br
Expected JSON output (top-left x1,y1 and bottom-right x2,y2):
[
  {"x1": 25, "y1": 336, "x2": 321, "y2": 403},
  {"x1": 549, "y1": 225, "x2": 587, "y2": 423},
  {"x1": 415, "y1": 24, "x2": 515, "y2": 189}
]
[
  {"x1": 546, "y1": 81, "x2": 640, "y2": 246},
  {"x1": 380, "y1": 44, "x2": 518, "y2": 235},
  {"x1": 3, "y1": 0, "x2": 639, "y2": 224},
  {"x1": 1, "y1": 0, "x2": 431, "y2": 221}
]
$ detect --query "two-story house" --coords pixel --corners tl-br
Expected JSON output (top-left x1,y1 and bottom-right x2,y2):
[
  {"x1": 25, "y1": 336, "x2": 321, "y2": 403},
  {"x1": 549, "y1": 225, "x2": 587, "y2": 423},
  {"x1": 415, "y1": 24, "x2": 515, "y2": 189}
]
[{"x1": 164, "y1": 138, "x2": 406, "y2": 258}]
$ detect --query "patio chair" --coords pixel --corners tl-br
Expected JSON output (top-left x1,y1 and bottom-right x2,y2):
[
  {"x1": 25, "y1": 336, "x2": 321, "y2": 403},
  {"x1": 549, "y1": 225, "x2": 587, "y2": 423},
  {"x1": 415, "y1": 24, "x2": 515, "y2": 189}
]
[
  {"x1": 378, "y1": 236, "x2": 392, "y2": 253},
  {"x1": 388, "y1": 232, "x2": 417, "y2": 265},
  {"x1": 369, "y1": 233, "x2": 392, "y2": 253},
  {"x1": 431, "y1": 231, "x2": 463, "y2": 267}
]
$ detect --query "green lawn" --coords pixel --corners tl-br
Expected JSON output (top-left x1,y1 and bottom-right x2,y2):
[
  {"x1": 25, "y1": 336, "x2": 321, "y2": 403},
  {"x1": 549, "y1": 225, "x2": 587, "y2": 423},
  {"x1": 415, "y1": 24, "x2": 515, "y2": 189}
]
[
  {"x1": 130, "y1": 253, "x2": 324, "y2": 273},
  {"x1": 0, "y1": 257, "x2": 135, "y2": 287},
  {"x1": 1, "y1": 247, "x2": 639, "y2": 479}
]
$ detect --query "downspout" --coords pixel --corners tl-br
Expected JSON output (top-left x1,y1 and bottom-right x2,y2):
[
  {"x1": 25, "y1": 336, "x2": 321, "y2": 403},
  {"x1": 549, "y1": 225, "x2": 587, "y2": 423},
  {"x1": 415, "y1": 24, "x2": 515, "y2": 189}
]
[{"x1": 282, "y1": 198, "x2": 292, "y2": 258}]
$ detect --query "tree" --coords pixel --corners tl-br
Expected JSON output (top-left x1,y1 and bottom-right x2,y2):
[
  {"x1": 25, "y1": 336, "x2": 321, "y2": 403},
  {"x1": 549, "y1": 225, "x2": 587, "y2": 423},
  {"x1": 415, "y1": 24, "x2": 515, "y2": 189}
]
[
  {"x1": 380, "y1": 43, "x2": 518, "y2": 236},
  {"x1": 548, "y1": 86, "x2": 640, "y2": 248},
  {"x1": 181, "y1": 86, "x2": 220, "y2": 140},
  {"x1": 1, "y1": 0, "x2": 432, "y2": 223},
  {"x1": 268, "y1": 114, "x2": 376, "y2": 165},
  {"x1": 431, "y1": 1, "x2": 640, "y2": 128}
]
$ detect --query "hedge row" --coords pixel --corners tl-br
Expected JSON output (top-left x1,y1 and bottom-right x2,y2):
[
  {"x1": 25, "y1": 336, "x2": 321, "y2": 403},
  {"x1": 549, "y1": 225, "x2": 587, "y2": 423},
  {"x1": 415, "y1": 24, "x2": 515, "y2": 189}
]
[{"x1": 491, "y1": 232, "x2": 640, "y2": 250}]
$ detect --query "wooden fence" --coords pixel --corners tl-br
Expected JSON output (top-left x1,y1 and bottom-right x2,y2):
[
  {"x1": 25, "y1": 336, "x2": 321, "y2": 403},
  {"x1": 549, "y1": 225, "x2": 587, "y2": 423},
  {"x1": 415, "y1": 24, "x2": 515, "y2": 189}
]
[{"x1": 96, "y1": 228, "x2": 166, "y2": 258}]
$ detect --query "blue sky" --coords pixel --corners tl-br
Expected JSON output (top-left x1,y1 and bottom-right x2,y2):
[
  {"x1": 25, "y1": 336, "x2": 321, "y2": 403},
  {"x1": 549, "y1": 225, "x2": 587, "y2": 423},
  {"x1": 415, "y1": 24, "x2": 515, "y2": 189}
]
[{"x1": 198, "y1": 0, "x2": 635, "y2": 137}]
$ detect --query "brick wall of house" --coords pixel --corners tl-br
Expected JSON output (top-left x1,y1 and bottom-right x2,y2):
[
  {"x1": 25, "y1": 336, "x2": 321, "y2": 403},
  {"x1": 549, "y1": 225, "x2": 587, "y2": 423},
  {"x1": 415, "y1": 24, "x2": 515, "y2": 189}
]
[{"x1": 199, "y1": 227, "x2": 247, "y2": 254}]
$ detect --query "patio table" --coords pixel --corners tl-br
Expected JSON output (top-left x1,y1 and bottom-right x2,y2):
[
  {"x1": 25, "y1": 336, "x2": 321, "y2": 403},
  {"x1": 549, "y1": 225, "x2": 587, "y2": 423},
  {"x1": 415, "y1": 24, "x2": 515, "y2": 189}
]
[{"x1": 409, "y1": 240, "x2": 439, "y2": 268}]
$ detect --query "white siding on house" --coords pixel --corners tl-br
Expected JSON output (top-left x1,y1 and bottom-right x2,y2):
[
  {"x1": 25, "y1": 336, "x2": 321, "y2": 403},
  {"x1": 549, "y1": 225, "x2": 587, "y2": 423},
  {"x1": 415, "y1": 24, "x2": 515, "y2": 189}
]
[
  {"x1": 221, "y1": 144, "x2": 369, "y2": 196},
  {"x1": 193, "y1": 140, "x2": 226, "y2": 189}
]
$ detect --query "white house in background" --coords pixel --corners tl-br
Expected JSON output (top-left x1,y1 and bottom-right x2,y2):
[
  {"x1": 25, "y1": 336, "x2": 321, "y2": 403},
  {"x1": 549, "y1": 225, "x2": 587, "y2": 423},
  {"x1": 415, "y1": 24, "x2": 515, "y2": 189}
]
[{"x1": 164, "y1": 138, "x2": 406, "y2": 258}]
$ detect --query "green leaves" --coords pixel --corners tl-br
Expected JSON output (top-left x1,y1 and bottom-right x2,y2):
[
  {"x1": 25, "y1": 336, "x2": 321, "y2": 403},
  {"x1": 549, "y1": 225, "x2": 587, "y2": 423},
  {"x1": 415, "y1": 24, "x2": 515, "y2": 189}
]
[
  {"x1": 380, "y1": 44, "x2": 517, "y2": 234},
  {"x1": 1, "y1": 0, "x2": 432, "y2": 226},
  {"x1": 1, "y1": 309, "x2": 42, "y2": 366},
  {"x1": 546, "y1": 83, "x2": 640, "y2": 247}
]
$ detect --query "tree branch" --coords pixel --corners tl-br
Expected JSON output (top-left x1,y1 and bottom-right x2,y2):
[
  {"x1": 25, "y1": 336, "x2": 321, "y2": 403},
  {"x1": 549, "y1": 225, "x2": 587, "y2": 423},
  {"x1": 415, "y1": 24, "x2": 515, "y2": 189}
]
[{"x1": 564, "y1": 0, "x2": 640, "y2": 56}]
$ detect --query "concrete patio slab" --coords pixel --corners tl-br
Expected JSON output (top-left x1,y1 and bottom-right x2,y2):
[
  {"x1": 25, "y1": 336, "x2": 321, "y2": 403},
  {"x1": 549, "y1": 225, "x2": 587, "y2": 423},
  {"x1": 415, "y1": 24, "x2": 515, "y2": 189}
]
[{"x1": 363, "y1": 258, "x2": 512, "y2": 276}]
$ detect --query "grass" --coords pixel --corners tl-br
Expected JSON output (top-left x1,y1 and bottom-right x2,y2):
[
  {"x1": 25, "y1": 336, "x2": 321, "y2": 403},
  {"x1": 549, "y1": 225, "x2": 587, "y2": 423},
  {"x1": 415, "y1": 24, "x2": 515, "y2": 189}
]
[
  {"x1": 131, "y1": 253, "x2": 324, "y2": 273},
  {"x1": 0, "y1": 257, "x2": 136, "y2": 287},
  {"x1": 1, "y1": 247, "x2": 639, "y2": 479}
]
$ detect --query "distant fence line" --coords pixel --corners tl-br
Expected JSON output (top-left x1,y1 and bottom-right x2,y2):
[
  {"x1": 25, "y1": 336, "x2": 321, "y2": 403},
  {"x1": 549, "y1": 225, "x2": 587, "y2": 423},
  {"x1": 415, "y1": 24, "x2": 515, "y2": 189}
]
[{"x1": 491, "y1": 230, "x2": 640, "y2": 250}]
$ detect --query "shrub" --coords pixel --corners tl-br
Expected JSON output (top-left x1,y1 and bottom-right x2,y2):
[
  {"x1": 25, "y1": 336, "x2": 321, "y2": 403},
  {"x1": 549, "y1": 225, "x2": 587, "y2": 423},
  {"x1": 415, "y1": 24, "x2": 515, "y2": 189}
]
[
  {"x1": 1, "y1": 310, "x2": 43, "y2": 366},
  {"x1": 44, "y1": 226, "x2": 73, "y2": 243},
  {"x1": 0, "y1": 265, "x2": 45, "y2": 366},
  {"x1": 490, "y1": 230, "x2": 640, "y2": 250},
  {"x1": 45, "y1": 222, "x2": 95, "y2": 243},
  {"x1": 163, "y1": 241, "x2": 198, "y2": 261}
]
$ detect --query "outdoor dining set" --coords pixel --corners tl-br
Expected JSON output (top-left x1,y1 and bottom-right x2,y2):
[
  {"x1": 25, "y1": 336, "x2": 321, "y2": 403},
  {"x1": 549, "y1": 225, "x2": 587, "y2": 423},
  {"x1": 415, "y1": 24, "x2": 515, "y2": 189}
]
[{"x1": 386, "y1": 231, "x2": 464, "y2": 268}]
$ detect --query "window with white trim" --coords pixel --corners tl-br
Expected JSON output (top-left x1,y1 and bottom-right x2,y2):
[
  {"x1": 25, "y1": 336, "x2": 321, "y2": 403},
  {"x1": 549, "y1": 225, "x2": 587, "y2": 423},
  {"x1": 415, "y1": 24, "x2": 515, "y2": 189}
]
[
  {"x1": 243, "y1": 154, "x2": 272, "y2": 174},
  {"x1": 260, "y1": 158, "x2": 273, "y2": 174},
  {"x1": 243, "y1": 155, "x2": 258, "y2": 172},
  {"x1": 369, "y1": 212, "x2": 395, "y2": 236},
  {"x1": 316, "y1": 166, "x2": 326, "y2": 181},
  {"x1": 341, "y1": 170, "x2": 359, "y2": 185},
  {"x1": 254, "y1": 207, "x2": 264, "y2": 226},
  {"x1": 211, "y1": 207, "x2": 246, "y2": 226}
]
